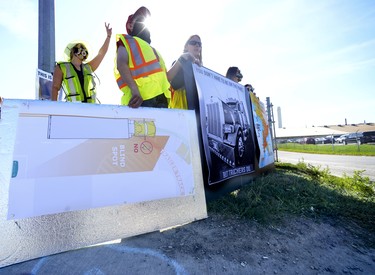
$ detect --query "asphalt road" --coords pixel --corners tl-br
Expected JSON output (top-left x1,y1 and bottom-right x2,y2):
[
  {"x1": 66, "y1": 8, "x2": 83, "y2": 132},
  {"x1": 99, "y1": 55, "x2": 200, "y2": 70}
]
[{"x1": 276, "y1": 150, "x2": 375, "y2": 181}]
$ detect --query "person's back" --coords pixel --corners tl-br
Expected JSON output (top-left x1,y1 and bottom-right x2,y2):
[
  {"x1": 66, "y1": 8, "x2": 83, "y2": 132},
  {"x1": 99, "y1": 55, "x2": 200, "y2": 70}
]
[{"x1": 114, "y1": 6, "x2": 170, "y2": 108}]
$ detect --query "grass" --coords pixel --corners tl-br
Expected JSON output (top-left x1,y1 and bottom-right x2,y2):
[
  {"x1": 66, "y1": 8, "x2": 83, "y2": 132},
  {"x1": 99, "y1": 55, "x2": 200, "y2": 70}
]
[
  {"x1": 207, "y1": 162, "x2": 375, "y2": 246},
  {"x1": 277, "y1": 143, "x2": 375, "y2": 156}
]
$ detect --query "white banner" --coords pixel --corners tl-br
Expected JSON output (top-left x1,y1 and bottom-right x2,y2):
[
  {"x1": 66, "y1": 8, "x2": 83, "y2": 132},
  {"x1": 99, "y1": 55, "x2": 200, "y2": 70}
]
[{"x1": 6, "y1": 100, "x2": 198, "y2": 219}]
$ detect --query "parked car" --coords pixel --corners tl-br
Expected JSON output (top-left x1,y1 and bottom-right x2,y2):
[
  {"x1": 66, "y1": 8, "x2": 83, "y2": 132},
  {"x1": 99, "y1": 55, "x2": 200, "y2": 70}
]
[
  {"x1": 324, "y1": 135, "x2": 335, "y2": 144},
  {"x1": 315, "y1": 137, "x2": 326, "y2": 144},
  {"x1": 299, "y1": 137, "x2": 315, "y2": 144},
  {"x1": 343, "y1": 132, "x2": 365, "y2": 145},
  {"x1": 315, "y1": 135, "x2": 335, "y2": 144},
  {"x1": 336, "y1": 133, "x2": 349, "y2": 143},
  {"x1": 343, "y1": 131, "x2": 375, "y2": 145},
  {"x1": 362, "y1": 131, "x2": 375, "y2": 144},
  {"x1": 343, "y1": 132, "x2": 361, "y2": 145}
]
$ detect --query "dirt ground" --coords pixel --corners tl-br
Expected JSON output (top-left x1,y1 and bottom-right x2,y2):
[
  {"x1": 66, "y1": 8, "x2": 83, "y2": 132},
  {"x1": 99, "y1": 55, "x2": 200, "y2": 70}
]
[
  {"x1": 122, "y1": 213, "x2": 375, "y2": 274},
  {"x1": 1, "y1": 212, "x2": 375, "y2": 274}
]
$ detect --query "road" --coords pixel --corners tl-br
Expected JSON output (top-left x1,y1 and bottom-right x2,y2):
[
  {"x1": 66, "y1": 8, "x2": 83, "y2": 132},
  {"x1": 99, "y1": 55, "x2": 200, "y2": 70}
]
[{"x1": 276, "y1": 150, "x2": 375, "y2": 181}]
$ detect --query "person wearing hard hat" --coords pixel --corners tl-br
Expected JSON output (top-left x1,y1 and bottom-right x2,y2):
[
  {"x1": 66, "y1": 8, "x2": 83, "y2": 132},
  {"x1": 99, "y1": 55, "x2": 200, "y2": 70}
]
[
  {"x1": 51, "y1": 23, "x2": 112, "y2": 103},
  {"x1": 114, "y1": 7, "x2": 170, "y2": 108}
]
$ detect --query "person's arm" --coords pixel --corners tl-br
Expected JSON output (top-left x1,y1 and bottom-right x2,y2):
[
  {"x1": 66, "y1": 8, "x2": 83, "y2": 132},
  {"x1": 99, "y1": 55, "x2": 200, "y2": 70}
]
[
  {"x1": 88, "y1": 22, "x2": 112, "y2": 71},
  {"x1": 116, "y1": 45, "x2": 143, "y2": 108},
  {"x1": 166, "y1": 60, "x2": 182, "y2": 82},
  {"x1": 51, "y1": 65, "x2": 63, "y2": 101},
  {"x1": 167, "y1": 52, "x2": 200, "y2": 81}
]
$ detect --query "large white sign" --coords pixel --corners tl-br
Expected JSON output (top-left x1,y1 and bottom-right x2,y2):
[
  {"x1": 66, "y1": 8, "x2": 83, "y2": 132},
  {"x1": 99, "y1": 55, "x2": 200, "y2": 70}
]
[
  {"x1": 0, "y1": 99, "x2": 207, "y2": 268},
  {"x1": 5, "y1": 100, "x2": 197, "y2": 219}
]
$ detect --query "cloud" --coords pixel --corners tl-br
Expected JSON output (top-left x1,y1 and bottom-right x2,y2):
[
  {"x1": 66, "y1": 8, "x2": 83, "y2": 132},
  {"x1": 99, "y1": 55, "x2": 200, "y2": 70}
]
[
  {"x1": 298, "y1": 39, "x2": 375, "y2": 81},
  {"x1": 0, "y1": 0, "x2": 38, "y2": 39},
  {"x1": 322, "y1": 39, "x2": 375, "y2": 60}
]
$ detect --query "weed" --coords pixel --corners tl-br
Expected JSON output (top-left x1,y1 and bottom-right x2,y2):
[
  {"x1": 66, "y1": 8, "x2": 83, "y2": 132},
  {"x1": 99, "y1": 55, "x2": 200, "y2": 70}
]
[
  {"x1": 207, "y1": 162, "x2": 375, "y2": 246},
  {"x1": 277, "y1": 143, "x2": 375, "y2": 156}
]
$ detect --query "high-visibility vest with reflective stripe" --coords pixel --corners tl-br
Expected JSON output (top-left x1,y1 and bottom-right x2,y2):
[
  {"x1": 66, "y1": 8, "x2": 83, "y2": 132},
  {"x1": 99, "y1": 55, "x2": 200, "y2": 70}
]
[
  {"x1": 114, "y1": 34, "x2": 171, "y2": 105},
  {"x1": 58, "y1": 62, "x2": 96, "y2": 103}
]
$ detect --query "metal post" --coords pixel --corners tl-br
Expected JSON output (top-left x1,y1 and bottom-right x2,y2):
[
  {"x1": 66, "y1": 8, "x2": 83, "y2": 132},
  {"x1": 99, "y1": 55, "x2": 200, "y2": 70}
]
[
  {"x1": 266, "y1": 97, "x2": 278, "y2": 162},
  {"x1": 38, "y1": 0, "x2": 55, "y2": 100},
  {"x1": 356, "y1": 130, "x2": 360, "y2": 152}
]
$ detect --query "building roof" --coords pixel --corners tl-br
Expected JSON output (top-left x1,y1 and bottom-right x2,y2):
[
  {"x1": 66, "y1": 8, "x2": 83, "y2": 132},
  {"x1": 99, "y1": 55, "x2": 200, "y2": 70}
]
[
  {"x1": 322, "y1": 123, "x2": 375, "y2": 133},
  {"x1": 275, "y1": 122, "x2": 375, "y2": 139}
]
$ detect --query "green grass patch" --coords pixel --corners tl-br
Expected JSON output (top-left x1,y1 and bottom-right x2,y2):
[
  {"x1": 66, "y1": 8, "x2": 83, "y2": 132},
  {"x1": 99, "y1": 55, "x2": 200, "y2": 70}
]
[
  {"x1": 207, "y1": 162, "x2": 375, "y2": 246},
  {"x1": 277, "y1": 143, "x2": 375, "y2": 156}
]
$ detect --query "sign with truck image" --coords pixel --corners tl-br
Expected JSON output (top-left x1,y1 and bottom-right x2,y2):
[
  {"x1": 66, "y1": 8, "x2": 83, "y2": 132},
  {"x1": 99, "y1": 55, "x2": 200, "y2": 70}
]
[
  {"x1": 206, "y1": 97, "x2": 251, "y2": 168},
  {"x1": 193, "y1": 65, "x2": 256, "y2": 185}
]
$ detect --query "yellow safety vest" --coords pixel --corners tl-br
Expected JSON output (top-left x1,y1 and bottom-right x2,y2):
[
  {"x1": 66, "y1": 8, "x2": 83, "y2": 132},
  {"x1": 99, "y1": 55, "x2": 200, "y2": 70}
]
[
  {"x1": 114, "y1": 34, "x2": 170, "y2": 105},
  {"x1": 169, "y1": 87, "x2": 188, "y2": 110},
  {"x1": 59, "y1": 62, "x2": 96, "y2": 103}
]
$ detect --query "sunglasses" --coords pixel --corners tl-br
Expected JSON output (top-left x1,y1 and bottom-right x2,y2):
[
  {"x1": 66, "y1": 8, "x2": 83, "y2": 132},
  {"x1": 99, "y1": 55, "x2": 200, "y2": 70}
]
[
  {"x1": 74, "y1": 46, "x2": 88, "y2": 60},
  {"x1": 76, "y1": 47, "x2": 87, "y2": 57},
  {"x1": 188, "y1": 40, "x2": 202, "y2": 47}
]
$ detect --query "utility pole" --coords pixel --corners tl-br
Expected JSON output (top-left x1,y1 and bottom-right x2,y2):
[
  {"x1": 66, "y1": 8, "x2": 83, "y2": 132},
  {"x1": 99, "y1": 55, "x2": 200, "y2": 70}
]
[{"x1": 37, "y1": 0, "x2": 55, "y2": 100}]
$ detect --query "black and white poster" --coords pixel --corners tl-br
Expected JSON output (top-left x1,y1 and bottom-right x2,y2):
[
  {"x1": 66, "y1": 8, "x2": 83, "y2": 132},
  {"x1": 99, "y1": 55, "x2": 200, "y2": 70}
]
[{"x1": 193, "y1": 65, "x2": 256, "y2": 185}]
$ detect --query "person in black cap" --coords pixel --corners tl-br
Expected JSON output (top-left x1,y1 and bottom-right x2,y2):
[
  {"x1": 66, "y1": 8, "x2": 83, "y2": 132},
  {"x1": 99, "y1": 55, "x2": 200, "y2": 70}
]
[
  {"x1": 114, "y1": 7, "x2": 170, "y2": 108},
  {"x1": 245, "y1": 84, "x2": 254, "y2": 93},
  {"x1": 226, "y1": 66, "x2": 243, "y2": 83}
]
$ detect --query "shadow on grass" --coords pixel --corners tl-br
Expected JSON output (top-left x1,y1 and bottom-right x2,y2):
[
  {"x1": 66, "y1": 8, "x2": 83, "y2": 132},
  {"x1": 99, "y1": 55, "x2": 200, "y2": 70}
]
[{"x1": 207, "y1": 162, "x2": 375, "y2": 247}]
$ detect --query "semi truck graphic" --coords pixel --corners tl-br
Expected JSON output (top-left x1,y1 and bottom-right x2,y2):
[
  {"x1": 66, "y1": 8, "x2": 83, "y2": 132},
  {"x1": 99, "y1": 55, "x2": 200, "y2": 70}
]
[
  {"x1": 11, "y1": 115, "x2": 162, "y2": 179},
  {"x1": 206, "y1": 97, "x2": 251, "y2": 167},
  {"x1": 47, "y1": 116, "x2": 156, "y2": 139}
]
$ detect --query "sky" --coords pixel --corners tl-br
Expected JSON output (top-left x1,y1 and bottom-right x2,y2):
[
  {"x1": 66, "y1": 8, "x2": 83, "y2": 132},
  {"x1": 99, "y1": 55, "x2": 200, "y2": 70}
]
[{"x1": 0, "y1": 0, "x2": 374, "y2": 128}]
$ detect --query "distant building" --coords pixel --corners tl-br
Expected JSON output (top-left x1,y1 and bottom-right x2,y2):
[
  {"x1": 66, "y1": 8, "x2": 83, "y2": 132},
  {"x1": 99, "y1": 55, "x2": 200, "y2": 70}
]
[
  {"x1": 275, "y1": 122, "x2": 375, "y2": 139},
  {"x1": 277, "y1": 107, "x2": 282, "y2": 128}
]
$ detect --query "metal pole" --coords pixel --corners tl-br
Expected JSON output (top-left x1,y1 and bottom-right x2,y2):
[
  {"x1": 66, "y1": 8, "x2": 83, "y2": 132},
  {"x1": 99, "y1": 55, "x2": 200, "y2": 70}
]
[
  {"x1": 266, "y1": 97, "x2": 278, "y2": 162},
  {"x1": 38, "y1": 0, "x2": 55, "y2": 99},
  {"x1": 356, "y1": 130, "x2": 360, "y2": 152}
]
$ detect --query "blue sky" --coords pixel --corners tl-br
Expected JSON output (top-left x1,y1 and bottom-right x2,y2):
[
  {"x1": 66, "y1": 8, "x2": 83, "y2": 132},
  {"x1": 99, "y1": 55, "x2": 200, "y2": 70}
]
[{"x1": 1, "y1": 0, "x2": 374, "y2": 128}]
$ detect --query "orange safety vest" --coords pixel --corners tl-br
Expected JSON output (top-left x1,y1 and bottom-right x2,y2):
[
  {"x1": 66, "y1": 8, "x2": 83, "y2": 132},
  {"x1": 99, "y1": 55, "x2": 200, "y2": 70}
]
[{"x1": 114, "y1": 34, "x2": 170, "y2": 105}]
